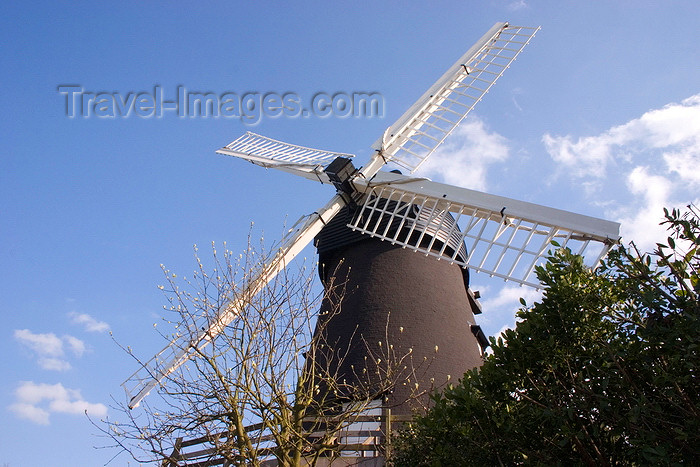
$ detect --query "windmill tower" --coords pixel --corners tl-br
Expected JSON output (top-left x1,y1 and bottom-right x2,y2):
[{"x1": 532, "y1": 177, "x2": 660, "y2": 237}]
[
  {"x1": 312, "y1": 200, "x2": 484, "y2": 415},
  {"x1": 123, "y1": 21, "x2": 620, "y2": 458}
]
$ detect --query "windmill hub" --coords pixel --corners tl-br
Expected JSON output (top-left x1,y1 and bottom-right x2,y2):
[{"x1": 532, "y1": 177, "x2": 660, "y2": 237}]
[{"x1": 324, "y1": 156, "x2": 360, "y2": 202}]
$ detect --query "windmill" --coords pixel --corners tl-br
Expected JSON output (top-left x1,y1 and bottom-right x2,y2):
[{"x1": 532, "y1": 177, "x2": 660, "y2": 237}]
[{"x1": 123, "y1": 22, "x2": 620, "y2": 413}]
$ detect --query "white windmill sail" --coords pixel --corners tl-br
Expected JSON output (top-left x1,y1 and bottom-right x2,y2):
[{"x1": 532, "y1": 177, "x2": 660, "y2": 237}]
[
  {"x1": 350, "y1": 172, "x2": 620, "y2": 288},
  {"x1": 122, "y1": 22, "x2": 568, "y2": 409},
  {"x1": 216, "y1": 132, "x2": 355, "y2": 184},
  {"x1": 375, "y1": 22, "x2": 540, "y2": 173},
  {"x1": 122, "y1": 195, "x2": 347, "y2": 408}
]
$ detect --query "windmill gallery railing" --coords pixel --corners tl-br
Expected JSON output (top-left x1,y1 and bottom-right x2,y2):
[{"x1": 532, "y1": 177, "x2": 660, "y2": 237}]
[{"x1": 161, "y1": 410, "x2": 414, "y2": 466}]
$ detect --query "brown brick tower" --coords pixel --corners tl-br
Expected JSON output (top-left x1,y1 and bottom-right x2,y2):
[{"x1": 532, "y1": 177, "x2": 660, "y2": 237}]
[{"x1": 313, "y1": 205, "x2": 485, "y2": 415}]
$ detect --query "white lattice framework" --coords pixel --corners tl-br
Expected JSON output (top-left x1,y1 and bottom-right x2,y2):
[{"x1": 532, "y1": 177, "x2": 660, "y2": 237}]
[
  {"x1": 219, "y1": 131, "x2": 355, "y2": 168},
  {"x1": 376, "y1": 23, "x2": 539, "y2": 173},
  {"x1": 350, "y1": 173, "x2": 619, "y2": 288}
]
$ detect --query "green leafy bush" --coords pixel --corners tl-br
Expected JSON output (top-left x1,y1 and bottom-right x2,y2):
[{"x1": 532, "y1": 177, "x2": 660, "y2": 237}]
[{"x1": 391, "y1": 207, "x2": 699, "y2": 466}]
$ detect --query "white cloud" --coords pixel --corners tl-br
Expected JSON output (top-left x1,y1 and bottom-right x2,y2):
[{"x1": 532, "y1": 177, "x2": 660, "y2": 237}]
[
  {"x1": 664, "y1": 150, "x2": 700, "y2": 186},
  {"x1": 14, "y1": 329, "x2": 63, "y2": 356},
  {"x1": 481, "y1": 284, "x2": 541, "y2": 310},
  {"x1": 542, "y1": 132, "x2": 614, "y2": 179},
  {"x1": 37, "y1": 357, "x2": 72, "y2": 372},
  {"x1": 8, "y1": 381, "x2": 107, "y2": 425},
  {"x1": 63, "y1": 335, "x2": 86, "y2": 357},
  {"x1": 417, "y1": 117, "x2": 510, "y2": 191},
  {"x1": 14, "y1": 329, "x2": 86, "y2": 371},
  {"x1": 543, "y1": 94, "x2": 700, "y2": 181},
  {"x1": 543, "y1": 93, "x2": 700, "y2": 251},
  {"x1": 9, "y1": 402, "x2": 50, "y2": 425},
  {"x1": 507, "y1": 0, "x2": 528, "y2": 11},
  {"x1": 617, "y1": 166, "x2": 675, "y2": 250},
  {"x1": 473, "y1": 283, "x2": 542, "y2": 341},
  {"x1": 68, "y1": 311, "x2": 110, "y2": 333}
]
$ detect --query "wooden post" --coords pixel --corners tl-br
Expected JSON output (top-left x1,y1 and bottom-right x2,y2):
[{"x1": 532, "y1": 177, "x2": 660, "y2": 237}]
[
  {"x1": 161, "y1": 437, "x2": 182, "y2": 467},
  {"x1": 384, "y1": 407, "x2": 392, "y2": 460}
]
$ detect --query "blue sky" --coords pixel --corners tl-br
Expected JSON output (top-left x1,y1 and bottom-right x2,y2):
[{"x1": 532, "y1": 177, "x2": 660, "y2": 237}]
[{"x1": 2, "y1": 1, "x2": 699, "y2": 465}]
